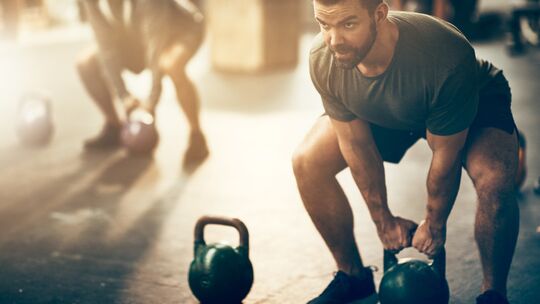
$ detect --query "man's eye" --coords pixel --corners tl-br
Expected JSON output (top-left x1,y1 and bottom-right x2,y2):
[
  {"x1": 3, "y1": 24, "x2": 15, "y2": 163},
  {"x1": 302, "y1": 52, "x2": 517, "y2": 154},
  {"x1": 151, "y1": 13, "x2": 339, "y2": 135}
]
[
  {"x1": 320, "y1": 23, "x2": 329, "y2": 30},
  {"x1": 344, "y1": 22, "x2": 355, "y2": 29}
]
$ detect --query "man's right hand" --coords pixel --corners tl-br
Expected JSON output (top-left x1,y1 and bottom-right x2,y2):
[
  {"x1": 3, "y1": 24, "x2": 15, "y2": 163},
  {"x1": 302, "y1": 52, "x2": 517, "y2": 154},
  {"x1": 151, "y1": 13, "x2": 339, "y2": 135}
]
[
  {"x1": 123, "y1": 95, "x2": 141, "y2": 117},
  {"x1": 375, "y1": 216, "x2": 418, "y2": 253}
]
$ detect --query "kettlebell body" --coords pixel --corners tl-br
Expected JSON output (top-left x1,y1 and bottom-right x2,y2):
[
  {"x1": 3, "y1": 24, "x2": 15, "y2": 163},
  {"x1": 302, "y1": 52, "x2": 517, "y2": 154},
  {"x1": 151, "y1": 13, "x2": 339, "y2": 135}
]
[
  {"x1": 379, "y1": 249, "x2": 449, "y2": 304},
  {"x1": 188, "y1": 216, "x2": 253, "y2": 304},
  {"x1": 121, "y1": 109, "x2": 159, "y2": 154},
  {"x1": 16, "y1": 93, "x2": 54, "y2": 146}
]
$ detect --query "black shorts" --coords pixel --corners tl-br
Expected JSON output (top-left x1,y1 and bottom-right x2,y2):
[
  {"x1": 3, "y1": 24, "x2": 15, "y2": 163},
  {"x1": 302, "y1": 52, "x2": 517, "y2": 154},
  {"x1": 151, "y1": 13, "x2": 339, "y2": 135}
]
[
  {"x1": 372, "y1": 72, "x2": 517, "y2": 163},
  {"x1": 115, "y1": 23, "x2": 204, "y2": 74}
]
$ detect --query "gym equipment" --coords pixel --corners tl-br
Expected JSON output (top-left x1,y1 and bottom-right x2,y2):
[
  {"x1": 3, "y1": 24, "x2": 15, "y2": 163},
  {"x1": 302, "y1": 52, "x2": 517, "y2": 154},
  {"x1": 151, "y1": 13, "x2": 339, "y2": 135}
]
[
  {"x1": 507, "y1": 0, "x2": 540, "y2": 55},
  {"x1": 120, "y1": 109, "x2": 159, "y2": 154},
  {"x1": 516, "y1": 131, "x2": 527, "y2": 191},
  {"x1": 189, "y1": 216, "x2": 253, "y2": 304},
  {"x1": 379, "y1": 248, "x2": 449, "y2": 304},
  {"x1": 15, "y1": 93, "x2": 54, "y2": 146}
]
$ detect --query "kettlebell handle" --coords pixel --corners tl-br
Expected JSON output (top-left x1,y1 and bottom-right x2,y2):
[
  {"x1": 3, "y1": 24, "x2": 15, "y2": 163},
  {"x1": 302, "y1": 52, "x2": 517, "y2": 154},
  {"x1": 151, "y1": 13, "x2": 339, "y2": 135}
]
[
  {"x1": 18, "y1": 93, "x2": 51, "y2": 113},
  {"x1": 194, "y1": 216, "x2": 250, "y2": 254},
  {"x1": 383, "y1": 247, "x2": 446, "y2": 278}
]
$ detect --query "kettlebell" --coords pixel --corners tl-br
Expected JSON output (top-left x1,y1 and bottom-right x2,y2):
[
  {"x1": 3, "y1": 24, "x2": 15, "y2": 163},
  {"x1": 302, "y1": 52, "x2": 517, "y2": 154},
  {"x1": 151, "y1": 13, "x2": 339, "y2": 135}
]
[
  {"x1": 188, "y1": 216, "x2": 254, "y2": 304},
  {"x1": 120, "y1": 109, "x2": 159, "y2": 154},
  {"x1": 15, "y1": 93, "x2": 54, "y2": 146},
  {"x1": 379, "y1": 247, "x2": 449, "y2": 304}
]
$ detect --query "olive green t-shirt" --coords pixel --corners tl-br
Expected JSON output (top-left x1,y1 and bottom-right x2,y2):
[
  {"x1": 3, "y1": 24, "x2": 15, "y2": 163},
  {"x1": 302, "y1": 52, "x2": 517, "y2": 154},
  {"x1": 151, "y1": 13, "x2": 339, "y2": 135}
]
[{"x1": 309, "y1": 11, "x2": 501, "y2": 136}]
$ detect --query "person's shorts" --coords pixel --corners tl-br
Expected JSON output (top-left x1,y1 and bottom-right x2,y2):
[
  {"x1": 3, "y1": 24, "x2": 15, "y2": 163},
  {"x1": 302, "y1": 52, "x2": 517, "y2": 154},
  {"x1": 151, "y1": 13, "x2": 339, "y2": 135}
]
[
  {"x1": 113, "y1": 22, "x2": 204, "y2": 74},
  {"x1": 371, "y1": 72, "x2": 517, "y2": 163}
]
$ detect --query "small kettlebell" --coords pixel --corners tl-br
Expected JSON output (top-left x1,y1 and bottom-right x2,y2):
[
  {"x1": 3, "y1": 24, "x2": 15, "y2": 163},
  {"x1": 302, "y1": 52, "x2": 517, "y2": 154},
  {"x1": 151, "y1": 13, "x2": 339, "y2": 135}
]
[
  {"x1": 379, "y1": 247, "x2": 449, "y2": 304},
  {"x1": 188, "y1": 216, "x2": 254, "y2": 304},
  {"x1": 15, "y1": 93, "x2": 54, "y2": 146},
  {"x1": 120, "y1": 109, "x2": 159, "y2": 154}
]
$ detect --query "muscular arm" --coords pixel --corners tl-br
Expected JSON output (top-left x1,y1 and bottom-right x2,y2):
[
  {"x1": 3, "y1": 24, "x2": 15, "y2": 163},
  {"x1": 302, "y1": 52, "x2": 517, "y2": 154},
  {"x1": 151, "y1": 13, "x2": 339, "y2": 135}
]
[
  {"x1": 425, "y1": 128, "x2": 468, "y2": 228},
  {"x1": 331, "y1": 118, "x2": 392, "y2": 223},
  {"x1": 146, "y1": 53, "x2": 163, "y2": 111},
  {"x1": 331, "y1": 118, "x2": 418, "y2": 250}
]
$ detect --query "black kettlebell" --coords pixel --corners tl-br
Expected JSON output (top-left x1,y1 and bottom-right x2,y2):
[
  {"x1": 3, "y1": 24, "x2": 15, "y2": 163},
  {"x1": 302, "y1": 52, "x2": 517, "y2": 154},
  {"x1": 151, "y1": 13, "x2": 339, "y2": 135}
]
[
  {"x1": 15, "y1": 93, "x2": 54, "y2": 146},
  {"x1": 188, "y1": 216, "x2": 254, "y2": 304},
  {"x1": 121, "y1": 109, "x2": 159, "y2": 154},
  {"x1": 379, "y1": 247, "x2": 449, "y2": 304}
]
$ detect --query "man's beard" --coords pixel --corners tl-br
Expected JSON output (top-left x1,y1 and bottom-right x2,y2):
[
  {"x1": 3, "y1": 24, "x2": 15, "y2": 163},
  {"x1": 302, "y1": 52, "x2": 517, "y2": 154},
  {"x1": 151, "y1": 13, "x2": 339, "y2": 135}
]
[{"x1": 332, "y1": 21, "x2": 377, "y2": 70}]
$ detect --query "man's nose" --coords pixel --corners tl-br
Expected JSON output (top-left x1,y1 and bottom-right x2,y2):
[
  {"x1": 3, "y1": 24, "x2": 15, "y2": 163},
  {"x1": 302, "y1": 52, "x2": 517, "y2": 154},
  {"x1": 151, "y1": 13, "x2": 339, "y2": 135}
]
[{"x1": 329, "y1": 30, "x2": 345, "y2": 48}]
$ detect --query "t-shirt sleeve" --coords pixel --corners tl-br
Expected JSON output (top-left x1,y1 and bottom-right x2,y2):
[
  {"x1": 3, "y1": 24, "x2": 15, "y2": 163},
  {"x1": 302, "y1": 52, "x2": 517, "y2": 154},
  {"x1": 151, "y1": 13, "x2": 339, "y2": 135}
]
[
  {"x1": 427, "y1": 57, "x2": 479, "y2": 135},
  {"x1": 309, "y1": 49, "x2": 356, "y2": 122}
]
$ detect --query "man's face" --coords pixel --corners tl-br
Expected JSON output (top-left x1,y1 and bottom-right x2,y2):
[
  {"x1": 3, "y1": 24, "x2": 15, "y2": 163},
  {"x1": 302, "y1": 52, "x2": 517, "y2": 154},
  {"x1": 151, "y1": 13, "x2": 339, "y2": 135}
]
[{"x1": 314, "y1": 0, "x2": 378, "y2": 69}]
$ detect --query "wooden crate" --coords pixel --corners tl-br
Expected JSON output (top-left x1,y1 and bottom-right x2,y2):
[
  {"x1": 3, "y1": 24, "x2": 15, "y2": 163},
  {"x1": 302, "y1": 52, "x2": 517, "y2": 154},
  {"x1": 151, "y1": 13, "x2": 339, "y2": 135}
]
[{"x1": 208, "y1": 0, "x2": 301, "y2": 73}]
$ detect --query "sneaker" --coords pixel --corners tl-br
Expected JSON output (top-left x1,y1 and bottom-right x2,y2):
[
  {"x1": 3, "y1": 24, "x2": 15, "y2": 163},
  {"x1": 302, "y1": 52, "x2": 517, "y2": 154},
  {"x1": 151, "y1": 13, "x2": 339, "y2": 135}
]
[
  {"x1": 84, "y1": 123, "x2": 121, "y2": 150},
  {"x1": 308, "y1": 268, "x2": 378, "y2": 304},
  {"x1": 476, "y1": 290, "x2": 509, "y2": 304}
]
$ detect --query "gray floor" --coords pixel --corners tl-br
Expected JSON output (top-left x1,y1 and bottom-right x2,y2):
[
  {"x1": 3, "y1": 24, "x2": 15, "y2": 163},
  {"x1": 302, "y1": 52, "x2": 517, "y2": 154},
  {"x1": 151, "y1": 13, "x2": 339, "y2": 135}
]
[{"x1": 0, "y1": 25, "x2": 539, "y2": 304}]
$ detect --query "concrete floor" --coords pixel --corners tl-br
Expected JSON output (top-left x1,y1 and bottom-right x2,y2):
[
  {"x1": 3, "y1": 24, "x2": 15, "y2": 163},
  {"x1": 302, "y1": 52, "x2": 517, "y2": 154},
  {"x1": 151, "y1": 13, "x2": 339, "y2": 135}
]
[{"x1": 0, "y1": 25, "x2": 539, "y2": 304}]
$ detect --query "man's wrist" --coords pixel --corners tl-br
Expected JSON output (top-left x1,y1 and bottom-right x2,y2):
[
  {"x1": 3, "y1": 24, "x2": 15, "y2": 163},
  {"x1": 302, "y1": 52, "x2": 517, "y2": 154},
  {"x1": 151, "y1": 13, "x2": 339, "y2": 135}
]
[
  {"x1": 372, "y1": 209, "x2": 394, "y2": 226},
  {"x1": 424, "y1": 217, "x2": 446, "y2": 231}
]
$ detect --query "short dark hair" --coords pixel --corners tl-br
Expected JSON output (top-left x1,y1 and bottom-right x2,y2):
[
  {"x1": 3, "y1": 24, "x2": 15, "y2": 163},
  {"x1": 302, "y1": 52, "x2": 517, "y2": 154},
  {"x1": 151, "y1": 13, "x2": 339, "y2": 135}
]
[{"x1": 314, "y1": 0, "x2": 383, "y2": 14}]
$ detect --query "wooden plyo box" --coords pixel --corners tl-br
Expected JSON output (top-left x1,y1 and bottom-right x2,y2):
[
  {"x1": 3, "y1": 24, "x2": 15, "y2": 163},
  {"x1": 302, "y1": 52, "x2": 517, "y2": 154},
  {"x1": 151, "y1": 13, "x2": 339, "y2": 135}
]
[{"x1": 208, "y1": 0, "x2": 301, "y2": 73}]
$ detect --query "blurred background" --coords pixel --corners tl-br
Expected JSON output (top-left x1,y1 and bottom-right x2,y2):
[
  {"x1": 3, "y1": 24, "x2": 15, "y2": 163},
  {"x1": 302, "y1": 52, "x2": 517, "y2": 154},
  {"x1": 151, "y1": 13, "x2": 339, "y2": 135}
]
[{"x1": 0, "y1": 0, "x2": 539, "y2": 303}]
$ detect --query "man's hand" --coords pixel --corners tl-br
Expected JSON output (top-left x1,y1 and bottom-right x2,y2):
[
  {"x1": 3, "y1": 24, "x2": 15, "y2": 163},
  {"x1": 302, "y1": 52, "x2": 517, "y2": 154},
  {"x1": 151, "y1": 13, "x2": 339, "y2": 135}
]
[
  {"x1": 376, "y1": 216, "x2": 418, "y2": 253},
  {"x1": 123, "y1": 95, "x2": 141, "y2": 116},
  {"x1": 412, "y1": 219, "x2": 446, "y2": 258},
  {"x1": 140, "y1": 101, "x2": 156, "y2": 116}
]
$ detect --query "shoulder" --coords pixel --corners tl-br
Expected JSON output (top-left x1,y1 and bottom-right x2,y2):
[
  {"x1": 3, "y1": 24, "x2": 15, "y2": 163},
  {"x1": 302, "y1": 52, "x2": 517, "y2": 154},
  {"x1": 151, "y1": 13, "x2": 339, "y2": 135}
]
[
  {"x1": 309, "y1": 33, "x2": 335, "y2": 83},
  {"x1": 390, "y1": 11, "x2": 476, "y2": 71}
]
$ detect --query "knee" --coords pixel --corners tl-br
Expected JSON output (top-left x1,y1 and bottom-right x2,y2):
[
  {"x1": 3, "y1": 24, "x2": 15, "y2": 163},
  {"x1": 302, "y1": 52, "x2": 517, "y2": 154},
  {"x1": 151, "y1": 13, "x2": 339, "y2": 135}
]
[
  {"x1": 76, "y1": 51, "x2": 99, "y2": 79},
  {"x1": 292, "y1": 147, "x2": 307, "y2": 178},
  {"x1": 474, "y1": 170, "x2": 517, "y2": 215},
  {"x1": 292, "y1": 145, "x2": 319, "y2": 181},
  {"x1": 160, "y1": 45, "x2": 191, "y2": 76}
]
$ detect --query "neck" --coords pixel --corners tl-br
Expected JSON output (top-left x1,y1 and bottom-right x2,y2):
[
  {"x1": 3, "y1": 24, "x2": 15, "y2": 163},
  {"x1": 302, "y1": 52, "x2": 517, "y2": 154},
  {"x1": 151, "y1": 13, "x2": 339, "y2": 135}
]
[{"x1": 357, "y1": 18, "x2": 399, "y2": 77}]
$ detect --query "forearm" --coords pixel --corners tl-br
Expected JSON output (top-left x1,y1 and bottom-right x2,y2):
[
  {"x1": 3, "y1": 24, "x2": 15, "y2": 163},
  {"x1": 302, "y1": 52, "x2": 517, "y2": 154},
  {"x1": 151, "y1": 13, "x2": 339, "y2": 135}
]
[
  {"x1": 426, "y1": 152, "x2": 462, "y2": 227},
  {"x1": 147, "y1": 67, "x2": 163, "y2": 110},
  {"x1": 342, "y1": 141, "x2": 392, "y2": 223}
]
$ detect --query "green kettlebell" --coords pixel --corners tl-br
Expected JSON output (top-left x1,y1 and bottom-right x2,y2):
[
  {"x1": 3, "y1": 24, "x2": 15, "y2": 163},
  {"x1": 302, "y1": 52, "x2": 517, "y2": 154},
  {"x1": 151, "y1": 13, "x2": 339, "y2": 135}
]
[
  {"x1": 379, "y1": 247, "x2": 449, "y2": 304},
  {"x1": 188, "y1": 216, "x2": 253, "y2": 304}
]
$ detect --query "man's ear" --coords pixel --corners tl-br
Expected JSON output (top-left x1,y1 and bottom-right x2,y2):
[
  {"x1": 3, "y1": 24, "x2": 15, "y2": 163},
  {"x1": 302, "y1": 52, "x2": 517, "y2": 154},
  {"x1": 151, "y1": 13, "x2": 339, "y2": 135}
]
[{"x1": 374, "y1": 2, "x2": 389, "y2": 24}]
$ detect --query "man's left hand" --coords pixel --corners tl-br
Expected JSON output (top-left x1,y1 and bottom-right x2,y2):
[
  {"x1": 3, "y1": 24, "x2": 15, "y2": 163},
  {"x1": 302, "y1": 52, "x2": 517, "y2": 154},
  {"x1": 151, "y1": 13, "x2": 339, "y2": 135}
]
[
  {"x1": 140, "y1": 102, "x2": 156, "y2": 116},
  {"x1": 412, "y1": 219, "x2": 446, "y2": 258}
]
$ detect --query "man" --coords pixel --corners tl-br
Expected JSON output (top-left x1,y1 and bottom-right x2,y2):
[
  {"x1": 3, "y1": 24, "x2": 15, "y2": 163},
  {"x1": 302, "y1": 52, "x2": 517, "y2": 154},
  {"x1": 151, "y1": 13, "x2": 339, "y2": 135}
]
[
  {"x1": 77, "y1": 0, "x2": 208, "y2": 163},
  {"x1": 292, "y1": 0, "x2": 519, "y2": 303}
]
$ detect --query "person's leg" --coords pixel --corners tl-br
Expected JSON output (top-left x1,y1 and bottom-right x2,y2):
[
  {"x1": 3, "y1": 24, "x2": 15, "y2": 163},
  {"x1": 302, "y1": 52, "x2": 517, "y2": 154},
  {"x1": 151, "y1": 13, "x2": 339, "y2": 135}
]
[
  {"x1": 76, "y1": 48, "x2": 122, "y2": 148},
  {"x1": 292, "y1": 116, "x2": 364, "y2": 276},
  {"x1": 160, "y1": 43, "x2": 208, "y2": 163},
  {"x1": 464, "y1": 127, "x2": 519, "y2": 298},
  {"x1": 293, "y1": 116, "x2": 379, "y2": 304}
]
